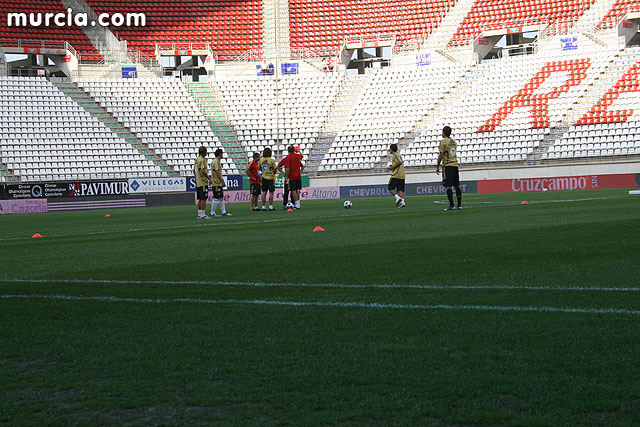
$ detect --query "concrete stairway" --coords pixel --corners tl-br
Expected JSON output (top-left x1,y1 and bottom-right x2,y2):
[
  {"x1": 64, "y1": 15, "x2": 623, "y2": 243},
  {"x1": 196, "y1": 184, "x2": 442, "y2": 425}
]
[
  {"x1": 53, "y1": 82, "x2": 179, "y2": 176},
  {"x1": 186, "y1": 82, "x2": 248, "y2": 172}
]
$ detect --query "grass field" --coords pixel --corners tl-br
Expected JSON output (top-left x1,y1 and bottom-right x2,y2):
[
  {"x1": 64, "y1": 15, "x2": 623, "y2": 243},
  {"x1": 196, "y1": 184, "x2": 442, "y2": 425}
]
[{"x1": 1, "y1": 188, "x2": 639, "y2": 425}]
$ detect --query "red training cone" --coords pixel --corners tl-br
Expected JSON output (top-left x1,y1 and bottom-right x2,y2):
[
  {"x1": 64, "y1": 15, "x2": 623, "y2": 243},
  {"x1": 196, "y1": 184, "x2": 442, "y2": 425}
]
[
  {"x1": 32, "y1": 233, "x2": 43, "y2": 238},
  {"x1": 521, "y1": 201, "x2": 528, "y2": 205},
  {"x1": 287, "y1": 209, "x2": 293, "y2": 212},
  {"x1": 105, "y1": 214, "x2": 111, "y2": 218},
  {"x1": 313, "y1": 226, "x2": 325, "y2": 232}
]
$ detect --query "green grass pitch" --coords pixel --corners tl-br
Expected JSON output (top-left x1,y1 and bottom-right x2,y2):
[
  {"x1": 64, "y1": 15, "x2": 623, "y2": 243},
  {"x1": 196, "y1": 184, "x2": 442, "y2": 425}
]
[{"x1": 1, "y1": 188, "x2": 639, "y2": 424}]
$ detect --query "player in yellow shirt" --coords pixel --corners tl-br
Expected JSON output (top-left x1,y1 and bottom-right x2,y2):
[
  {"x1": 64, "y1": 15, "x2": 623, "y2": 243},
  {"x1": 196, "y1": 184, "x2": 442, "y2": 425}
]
[
  {"x1": 194, "y1": 146, "x2": 212, "y2": 219},
  {"x1": 210, "y1": 148, "x2": 232, "y2": 217},
  {"x1": 259, "y1": 147, "x2": 278, "y2": 211},
  {"x1": 436, "y1": 126, "x2": 462, "y2": 211},
  {"x1": 388, "y1": 144, "x2": 406, "y2": 208}
]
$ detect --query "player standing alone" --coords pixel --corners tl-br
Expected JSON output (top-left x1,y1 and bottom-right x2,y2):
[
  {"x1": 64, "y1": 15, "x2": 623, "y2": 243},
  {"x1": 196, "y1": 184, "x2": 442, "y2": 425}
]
[
  {"x1": 210, "y1": 148, "x2": 232, "y2": 217},
  {"x1": 246, "y1": 152, "x2": 261, "y2": 212},
  {"x1": 194, "y1": 146, "x2": 213, "y2": 219},
  {"x1": 388, "y1": 144, "x2": 406, "y2": 208},
  {"x1": 436, "y1": 126, "x2": 462, "y2": 211}
]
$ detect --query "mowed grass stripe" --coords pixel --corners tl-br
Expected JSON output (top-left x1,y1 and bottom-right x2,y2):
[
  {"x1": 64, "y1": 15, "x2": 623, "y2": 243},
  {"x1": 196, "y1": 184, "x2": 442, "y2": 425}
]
[
  {"x1": 2, "y1": 278, "x2": 639, "y2": 292},
  {"x1": 2, "y1": 293, "x2": 640, "y2": 316}
]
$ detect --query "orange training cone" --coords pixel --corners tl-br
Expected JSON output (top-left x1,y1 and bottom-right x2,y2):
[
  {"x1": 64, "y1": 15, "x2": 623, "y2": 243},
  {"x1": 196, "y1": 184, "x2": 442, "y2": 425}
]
[
  {"x1": 105, "y1": 214, "x2": 111, "y2": 218},
  {"x1": 521, "y1": 201, "x2": 528, "y2": 205},
  {"x1": 313, "y1": 226, "x2": 325, "y2": 232},
  {"x1": 287, "y1": 209, "x2": 293, "y2": 212},
  {"x1": 32, "y1": 233, "x2": 43, "y2": 238}
]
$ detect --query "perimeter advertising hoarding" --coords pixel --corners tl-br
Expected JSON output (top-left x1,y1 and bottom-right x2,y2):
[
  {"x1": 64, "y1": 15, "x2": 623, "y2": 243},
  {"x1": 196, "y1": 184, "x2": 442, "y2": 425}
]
[
  {"x1": 4, "y1": 183, "x2": 68, "y2": 199},
  {"x1": 477, "y1": 174, "x2": 637, "y2": 193},
  {"x1": 128, "y1": 178, "x2": 187, "y2": 193},
  {"x1": 187, "y1": 176, "x2": 243, "y2": 192},
  {"x1": 196, "y1": 187, "x2": 340, "y2": 204},
  {"x1": 339, "y1": 181, "x2": 478, "y2": 199},
  {"x1": 0, "y1": 199, "x2": 47, "y2": 215},
  {"x1": 68, "y1": 181, "x2": 129, "y2": 197}
]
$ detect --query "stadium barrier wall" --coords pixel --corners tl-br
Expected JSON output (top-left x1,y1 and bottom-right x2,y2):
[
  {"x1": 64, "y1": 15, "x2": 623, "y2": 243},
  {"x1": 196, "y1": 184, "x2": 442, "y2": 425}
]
[
  {"x1": 1, "y1": 170, "x2": 638, "y2": 214},
  {"x1": 310, "y1": 162, "x2": 640, "y2": 189}
]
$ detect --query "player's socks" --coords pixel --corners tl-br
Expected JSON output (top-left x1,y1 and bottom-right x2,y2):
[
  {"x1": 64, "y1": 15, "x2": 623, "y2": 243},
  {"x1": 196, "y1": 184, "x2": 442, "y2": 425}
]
[
  {"x1": 295, "y1": 201, "x2": 300, "y2": 209},
  {"x1": 394, "y1": 194, "x2": 401, "y2": 206},
  {"x1": 269, "y1": 205, "x2": 274, "y2": 211},
  {"x1": 211, "y1": 199, "x2": 219, "y2": 216},
  {"x1": 455, "y1": 186, "x2": 462, "y2": 208},
  {"x1": 262, "y1": 206, "x2": 267, "y2": 211},
  {"x1": 220, "y1": 200, "x2": 226, "y2": 214},
  {"x1": 447, "y1": 188, "x2": 454, "y2": 207}
]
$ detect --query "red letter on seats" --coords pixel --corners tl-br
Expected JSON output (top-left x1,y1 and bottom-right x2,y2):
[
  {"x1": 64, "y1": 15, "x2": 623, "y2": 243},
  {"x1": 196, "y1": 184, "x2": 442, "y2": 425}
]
[
  {"x1": 576, "y1": 62, "x2": 640, "y2": 125},
  {"x1": 478, "y1": 59, "x2": 591, "y2": 132}
]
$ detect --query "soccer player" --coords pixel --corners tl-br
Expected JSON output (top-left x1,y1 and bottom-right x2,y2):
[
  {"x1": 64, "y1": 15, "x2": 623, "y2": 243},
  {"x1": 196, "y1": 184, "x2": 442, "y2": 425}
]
[
  {"x1": 281, "y1": 145, "x2": 305, "y2": 209},
  {"x1": 278, "y1": 145, "x2": 304, "y2": 209},
  {"x1": 436, "y1": 126, "x2": 462, "y2": 211},
  {"x1": 210, "y1": 148, "x2": 232, "y2": 217},
  {"x1": 194, "y1": 146, "x2": 212, "y2": 219},
  {"x1": 246, "y1": 152, "x2": 261, "y2": 212},
  {"x1": 388, "y1": 143, "x2": 406, "y2": 208},
  {"x1": 259, "y1": 147, "x2": 277, "y2": 211}
]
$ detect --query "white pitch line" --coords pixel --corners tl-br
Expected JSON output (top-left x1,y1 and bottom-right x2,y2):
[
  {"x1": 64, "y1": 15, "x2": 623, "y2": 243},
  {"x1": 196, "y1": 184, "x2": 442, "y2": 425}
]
[
  {"x1": 1, "y1": 278, "x2": 638, "y2": 292},
  {"x1": 0, "y1": 294, "x2": 638, "y2": 316}
]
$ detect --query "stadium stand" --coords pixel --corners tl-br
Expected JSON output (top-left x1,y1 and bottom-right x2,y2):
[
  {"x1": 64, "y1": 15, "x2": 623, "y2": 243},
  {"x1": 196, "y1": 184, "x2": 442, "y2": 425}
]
[
  {"x1": 598, "y1": 0, "x2": 640, "y2": 28},
  {"x1": 450, "y1": 0, "x2": 596, "y2": 46},
  {"x1": 319, "y1": 65, "x2": 471, "y2": 172},
  {"x1": 85, "y1": 0, "x2": 263, "y2": 60},
  {"x1": 0, "y1": 0, "x2": 102, "y2": 60},
  {"x1": 551, "y1": 47, "x2": 640, "y2": 159},
  {"x1": 214, "y1": 74, "x2": 341, "y2": 164},
  {"x1": 75, "y1": 78, "x2": 236, "y2": 176},
  {"x1": 0, "y1": 76, "x2": 162, "y2": 181},
  {"x1": 410, "y1": 48, "x2": 615, "y2": 165},
  {"x1": 288, "y1": 0, "x2": 456, "y2": 52}
]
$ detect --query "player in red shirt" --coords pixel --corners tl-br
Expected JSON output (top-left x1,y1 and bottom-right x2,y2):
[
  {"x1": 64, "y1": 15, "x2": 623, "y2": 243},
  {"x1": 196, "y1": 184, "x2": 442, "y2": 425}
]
[
  {"x1": 281, "y1": 145, "x2": 305, "y2": 209},
  {"x1": 245, "y1": 152, "x2": 261, "y2": 212}
]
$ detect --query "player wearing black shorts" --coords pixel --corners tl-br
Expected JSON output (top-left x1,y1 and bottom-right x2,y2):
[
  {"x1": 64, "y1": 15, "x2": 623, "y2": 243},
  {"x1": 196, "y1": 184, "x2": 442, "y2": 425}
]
[
  {"x1": 388, "y1": 144, "x2": 406, "y2": 208},
  {"x1": 210, "y1": 148, "x2": 232, "y2": 217},
  {"x1": 246, "y1": 152, "x2": 262, "y2": 211},
  {"x1": 259, "y1": 147, "x2": 278, "y2": 211},
  {"x1": 436, "y1": 126, "x2": 462, "y2": 211},
  {"x1": 194, "y1": 146, "x2": 213, "y2": 219}
]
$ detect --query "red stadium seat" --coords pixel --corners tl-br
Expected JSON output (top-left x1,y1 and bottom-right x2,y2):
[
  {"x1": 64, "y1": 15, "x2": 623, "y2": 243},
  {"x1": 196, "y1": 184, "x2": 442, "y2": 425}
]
[
  {"x1": 0, "y1": 0, "x2": 101, "y2": 60},
  {"x1": 84, "y1": 0, "x2": 262, "y2": 58},
  {"x1": 450, "y1": 0, "x2": 596, "y2": 46},
  {"x1": 288, "y1": 0, "x2": 454, "y2": 52}
]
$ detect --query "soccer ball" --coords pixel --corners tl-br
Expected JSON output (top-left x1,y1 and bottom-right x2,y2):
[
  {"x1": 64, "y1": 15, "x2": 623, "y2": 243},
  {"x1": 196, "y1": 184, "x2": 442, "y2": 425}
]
[
  {"x1": 542, "y1": 188, "x2": 548, "y2": 192},
  {"x1": 286, "y1": 202, "x2": 295, "y2": 210},
  {"x1": 344, "y1": 200, "x2": 353, "y2": 209}
]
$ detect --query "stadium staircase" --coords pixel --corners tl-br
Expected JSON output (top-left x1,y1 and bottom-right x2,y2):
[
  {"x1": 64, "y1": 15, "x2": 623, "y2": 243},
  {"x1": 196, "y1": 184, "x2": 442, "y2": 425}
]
[
  {"x1": 52, "y1": 82, "x2": 179, "y2": 176},
  {"x1": 527, "y1": 49, "x2": 623, "y2": 164},
  {"x1": 307, "y1": 74, "x2": 368, "y2": 174},
  {"x1": 0, "y1": 161, "x2": 17, "y2": 183},
  {"x1": 185, "y1": 82, "x2": 248, "y2": 171},
  {"x1": 422, "y1": 0, "x2": 478, "y2": 61},
  {"x1": 262, "y1": 0, "x2": 291, "y2": 61}
]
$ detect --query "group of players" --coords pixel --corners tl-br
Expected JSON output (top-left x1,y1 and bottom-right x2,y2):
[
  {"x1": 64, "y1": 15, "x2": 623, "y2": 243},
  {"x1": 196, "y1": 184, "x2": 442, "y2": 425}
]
[
  {"x1": 194, "y1": 126, "x2": 462, "y2": 219},
  {"x1": 194, "y1": 145, "x2": 304, "y2": 219}
]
